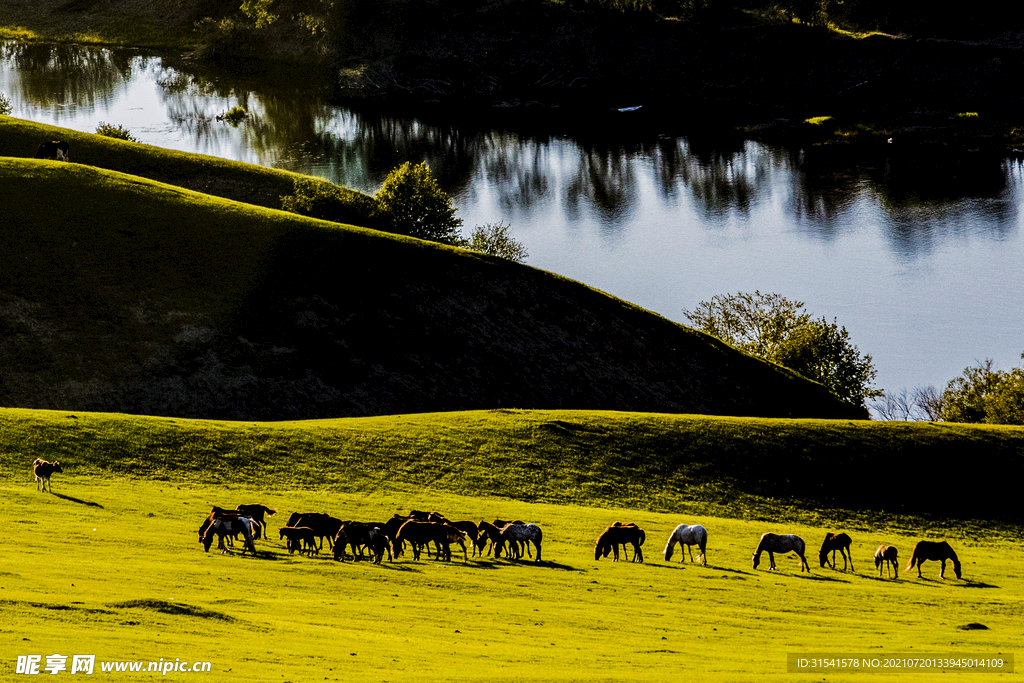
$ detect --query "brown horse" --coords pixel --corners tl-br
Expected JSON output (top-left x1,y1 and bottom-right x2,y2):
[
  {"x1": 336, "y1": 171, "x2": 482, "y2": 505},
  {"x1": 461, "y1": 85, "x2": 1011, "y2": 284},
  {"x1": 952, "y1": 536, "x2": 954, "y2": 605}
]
[
  {"x1": 818, "y1": 532, "x2": 853, "y2": 571},
  {"x1": 874, "y1": 545, "x2": 899, "y2": 578},
  {"x1": 396, "y1": 521, "x2": 468, "y2": 561},
  {"x1": 595, "y1": 523, "x2": 645, "y2": 562},
  {"x1": 236, "y1": 504, "x2": 277, "y2": 538},
  {"x1": 905, "y1": 540, "x2": 962, "y2": 579}
]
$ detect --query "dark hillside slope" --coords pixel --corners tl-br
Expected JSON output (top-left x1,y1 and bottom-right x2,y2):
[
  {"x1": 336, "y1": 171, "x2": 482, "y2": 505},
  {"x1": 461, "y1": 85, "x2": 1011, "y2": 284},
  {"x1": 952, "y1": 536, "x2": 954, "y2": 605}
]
[{"x1": 0, "y1": 159, "x2": 861, "y2": 420}]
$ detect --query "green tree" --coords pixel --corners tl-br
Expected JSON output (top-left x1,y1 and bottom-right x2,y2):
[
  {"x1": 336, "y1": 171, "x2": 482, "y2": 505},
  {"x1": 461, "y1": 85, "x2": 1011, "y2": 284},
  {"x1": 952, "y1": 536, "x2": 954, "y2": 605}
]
[
  {"x1": 0, "y1": 92, "x2": 12, "y2": 116},
  {"x1": 682, "y1": 291, "x2": 811, "y2": 359},
  {"x1": 940, "y1": 356, "x2": 1024, "y2": 425},
  {"x1": 683, "y1": 291, "x2": 880, "y2": 408},
  {"x1": 464, "y1": 222, "x2": 529, "y2": 262},
  {"x1": 773, "y1": 317, "x2": 882, "y2": 407},
  {"x1": 374, "y1": 161, "x2": 463, "y2": 245}
]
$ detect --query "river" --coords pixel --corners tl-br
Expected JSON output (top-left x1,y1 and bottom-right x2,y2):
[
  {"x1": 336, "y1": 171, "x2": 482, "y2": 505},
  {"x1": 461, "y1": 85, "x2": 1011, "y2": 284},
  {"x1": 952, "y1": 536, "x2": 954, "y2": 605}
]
[{"x1": 3, "y1": 41, "x2": 1022, "y2": 406}]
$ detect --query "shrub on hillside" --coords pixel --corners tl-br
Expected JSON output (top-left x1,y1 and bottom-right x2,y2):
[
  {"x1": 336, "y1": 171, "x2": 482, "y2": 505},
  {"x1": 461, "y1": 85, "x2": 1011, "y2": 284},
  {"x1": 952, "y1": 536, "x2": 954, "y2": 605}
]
[
  {"x1": 280, "y1": 176, "x2": 380, "y2": 227},
  {"x1": 0, "y1": 93, "x2": 11, "y2": 116},
  {"x1": 96, "y1": 122, "x2": 139, "y2": 142},
  {"x1": 374, "y1": 161, "x2": 463, "y2": 246},
  {"x1": 464, "y1": 222, "x2": 529, "y2": 262}
]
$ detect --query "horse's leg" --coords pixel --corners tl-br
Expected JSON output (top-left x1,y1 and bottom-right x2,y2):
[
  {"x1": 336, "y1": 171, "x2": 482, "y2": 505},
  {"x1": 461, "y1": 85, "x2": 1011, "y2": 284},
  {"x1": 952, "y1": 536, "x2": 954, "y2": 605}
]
[
  {"x1": 636, "y1": 542, "x2": 644, "y2": 563},
  {"x1": 847, "y1": 546, "x2": 853, "y2": 572},
  {"x1": 801, "y1": 553, "x2": 810, "y2": 572},
  {"x1": 939, "y1": 559, "x2": 946, "y2": 579},
  {"x1": 534, "y1": 539, "x2": 541, "y2": 562},
  {"x1": 612, "y1": 544, "x2": 619, "y2": 562},
  {"x1": 768, "y1": 551, "x2": 776, "y2": 570}
]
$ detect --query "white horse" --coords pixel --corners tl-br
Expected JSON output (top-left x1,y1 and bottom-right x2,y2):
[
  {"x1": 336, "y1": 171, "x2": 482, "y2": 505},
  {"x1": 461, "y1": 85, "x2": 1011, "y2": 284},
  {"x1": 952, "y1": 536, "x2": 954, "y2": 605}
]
[
  {"x1": 663, "y1": 524, "x2": 708, "y2": 565},
  {"x1": 495, "y1": 523, "x2": 543, "y2": 562},
  {"x1": 203, "y1": 517, "x2": 256, "y2": 555},
  {"x1": 752, "y1": 533, "x2": 810, "y2": 572}
]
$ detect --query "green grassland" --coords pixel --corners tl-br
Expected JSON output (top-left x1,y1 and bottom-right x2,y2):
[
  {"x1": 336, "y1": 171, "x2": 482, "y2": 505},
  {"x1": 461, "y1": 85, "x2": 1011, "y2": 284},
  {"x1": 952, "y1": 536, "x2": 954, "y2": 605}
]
[{"x1": 2, "y1": 407, "x2": 1022, "y2": 682}]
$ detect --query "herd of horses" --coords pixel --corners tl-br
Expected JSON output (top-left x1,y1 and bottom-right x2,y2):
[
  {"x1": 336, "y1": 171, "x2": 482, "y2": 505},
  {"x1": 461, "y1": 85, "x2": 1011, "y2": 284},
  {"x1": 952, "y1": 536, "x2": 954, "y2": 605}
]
[
  {"x1": 193, "y1": 502, "x2": 964, "y2": 579},
  {"x1": 197, "y1": 505, "x2": 544, "y2": 564},
  {"x1": 30, "y1": 459, "x2": 964, "y2": 579}
]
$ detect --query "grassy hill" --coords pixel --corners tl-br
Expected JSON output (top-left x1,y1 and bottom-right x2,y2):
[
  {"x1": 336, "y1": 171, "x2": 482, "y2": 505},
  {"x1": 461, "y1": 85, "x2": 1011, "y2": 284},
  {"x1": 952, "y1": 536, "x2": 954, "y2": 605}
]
[
  {"x1": 3, "y1": 407, "x2": 1023, "y2": 526},
  {"x1": 0, "y1": 118, "x2": 863, "y2": 421},
  {"x1": 2, "y1": 407, "x2": 1022, "y2": 681}
]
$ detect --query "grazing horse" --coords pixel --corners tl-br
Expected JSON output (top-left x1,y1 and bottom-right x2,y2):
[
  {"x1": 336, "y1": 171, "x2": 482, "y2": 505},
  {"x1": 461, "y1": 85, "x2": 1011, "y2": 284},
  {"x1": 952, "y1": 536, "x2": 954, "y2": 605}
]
[
  {"x1": 32, "y1": 459, "x2": 63, "y2": 493},
  {"x1": 236, "y1": 504, "x2": 277, "y2": 538},
  {"x1": 595, "y1": 523, "x2": 645, "y2": 562},
  {"x1": 874, "y1": 545, "x2": 899, "y2": 579},
  {"x1": 905, "y1": 541, "x2": 962, "y2": 579},
  {"x1": 280, "y1": 526, "x2": 318, "y2": 555},
  {"x1": 752, "y1": 533, "x2": 810, "y2": 572},
  {"x1": 663, "y1": 523, "x2": 708, "y2": 565},
  {"x1": 396, "y1": 521, "x2": 468, "y2": 561},
  {"x1": 818, "y1": 532, "x2": 854, "y2": 571},
  {"x1": 203, "y1": 517, "x2": 256, "y2": 555},
  {"x1": 286, "y1": 513, "x2": 343, "y2": 551},
  {"x1": 495, "y1": 523, "x2": 543, "y2": 562},
  {"x1": 34, "y1": 140, "x2": 69, "y2": 161}
]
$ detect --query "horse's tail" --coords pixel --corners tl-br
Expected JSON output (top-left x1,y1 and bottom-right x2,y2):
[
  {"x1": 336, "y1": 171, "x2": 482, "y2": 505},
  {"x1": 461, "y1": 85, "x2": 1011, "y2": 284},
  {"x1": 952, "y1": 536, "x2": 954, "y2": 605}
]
[
  {"x1": 698, "y1": 526, "x2": 708, "y2": 554},
  {"x1": 904, "y1": 546, "x2": 917, "y2": 572},
  {"x1": 638, "y1": 528, "x2": 646, "y2": 546}
]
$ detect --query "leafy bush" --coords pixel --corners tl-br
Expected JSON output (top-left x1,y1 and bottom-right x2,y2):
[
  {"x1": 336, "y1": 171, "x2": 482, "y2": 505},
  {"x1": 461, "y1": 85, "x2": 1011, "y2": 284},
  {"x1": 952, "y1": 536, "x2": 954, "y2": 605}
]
[
  {"x1": 464, "y1": 222, "x2": 528, "y2": 262},
  {"x1": 280, "y1": 176, "x2": 380, "y2": 227},
  {"x1": 96, "y1": 122, "x2": 139, "y2": 142},
  {"x1": 374, "y1": 162, "x2": 463, "y2": 245},
  {"x1": 940, "y1": 356, "x2": 1024, "y2": 425},
  {"x1": 0, "y1": 93, "x2": 12, "y2": 116},
  {"x1": 683, "y1": 290, "x2": 880, "y2": 409}
]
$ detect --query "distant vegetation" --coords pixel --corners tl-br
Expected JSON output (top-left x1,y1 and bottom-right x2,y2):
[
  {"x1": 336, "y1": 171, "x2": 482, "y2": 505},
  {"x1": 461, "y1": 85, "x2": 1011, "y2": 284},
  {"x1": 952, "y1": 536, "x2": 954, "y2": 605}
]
[{"x1": 0, "y1": 92, "x2": 11, "y2": 116}]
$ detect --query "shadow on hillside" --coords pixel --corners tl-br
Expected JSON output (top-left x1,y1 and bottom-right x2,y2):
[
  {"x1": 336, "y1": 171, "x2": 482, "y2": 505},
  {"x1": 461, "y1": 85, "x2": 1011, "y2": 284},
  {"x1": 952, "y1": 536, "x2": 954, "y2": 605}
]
[
  {"x1": 958, "y1": 580, "x2": 998, "y2": 589},
  {"x1": 52, "y1": 492, "x2": 104, "y2": 508}
]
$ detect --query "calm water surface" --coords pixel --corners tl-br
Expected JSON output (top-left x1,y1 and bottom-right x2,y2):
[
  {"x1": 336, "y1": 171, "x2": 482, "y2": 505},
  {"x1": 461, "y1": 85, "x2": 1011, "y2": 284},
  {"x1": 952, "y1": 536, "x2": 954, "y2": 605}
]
[{"x1": 3, "y1": 42, "x2": 1022, "y2": 401}]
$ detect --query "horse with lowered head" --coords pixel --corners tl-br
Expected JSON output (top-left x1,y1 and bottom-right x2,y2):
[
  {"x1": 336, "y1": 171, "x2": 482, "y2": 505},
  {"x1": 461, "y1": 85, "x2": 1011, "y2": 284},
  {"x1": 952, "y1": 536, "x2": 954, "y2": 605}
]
[
  {"x1": 495, "y1": 522, "x2": 543, "y2": 562},
  {"x1": 663, "y1": 523, "x2": 708, "y2": 565},
  {"x1": 203, "y1": 516, "x2": 257, "y2": 555},
  {"x1": 874, "y1": 545, "x2": 899, "y2": 579},
  {"x1": 595, "y1": 522, "x2": 645, "y2": 562},
  {"x1": 905, "y1": 540, "x2": 962, "y2": 579},
  {"x1": 818, "y1": 532, "x2": 854, "y2": 571},
  {"x1": 752, "y1": 533, "x2": 810, "y2": 572}
]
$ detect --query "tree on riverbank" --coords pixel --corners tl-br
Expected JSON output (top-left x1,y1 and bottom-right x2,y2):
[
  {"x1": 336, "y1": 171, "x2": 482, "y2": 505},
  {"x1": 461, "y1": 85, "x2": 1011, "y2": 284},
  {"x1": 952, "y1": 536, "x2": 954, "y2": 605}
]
[
  {"x1": 938, "y1": 356, "x2": 1024, "y2": 425},
  {"x1": 683, "y1": 291, "x2": 880, "y2": 409}
]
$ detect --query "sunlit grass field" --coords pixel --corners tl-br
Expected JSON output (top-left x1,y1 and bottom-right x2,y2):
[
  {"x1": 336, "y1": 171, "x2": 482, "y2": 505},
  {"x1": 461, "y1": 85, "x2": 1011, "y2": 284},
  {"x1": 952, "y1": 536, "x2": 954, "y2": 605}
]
[{"x1": 1, "y1": 408, "x2": 1021, "y2": 681}]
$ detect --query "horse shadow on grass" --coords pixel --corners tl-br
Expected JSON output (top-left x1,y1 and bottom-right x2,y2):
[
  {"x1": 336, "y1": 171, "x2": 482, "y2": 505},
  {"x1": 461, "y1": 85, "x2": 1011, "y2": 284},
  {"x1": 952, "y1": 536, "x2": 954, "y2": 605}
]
[
  {"x1": 52, "y1": 492, "x2": 104, "y2": 508},
  {"x1": 793, "y1": 573, "x2": 852, "y2": 583},
  {"x1": 473, "y1": 559, "x2": 583, "y2": 572}
]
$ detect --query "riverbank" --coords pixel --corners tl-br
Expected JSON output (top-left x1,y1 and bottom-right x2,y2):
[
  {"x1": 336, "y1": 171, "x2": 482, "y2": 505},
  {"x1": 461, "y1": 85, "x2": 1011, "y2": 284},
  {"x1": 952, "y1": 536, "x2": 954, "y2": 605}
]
[{"x1": 4, "y1": 0, "x2": 1024, "y2": 150}]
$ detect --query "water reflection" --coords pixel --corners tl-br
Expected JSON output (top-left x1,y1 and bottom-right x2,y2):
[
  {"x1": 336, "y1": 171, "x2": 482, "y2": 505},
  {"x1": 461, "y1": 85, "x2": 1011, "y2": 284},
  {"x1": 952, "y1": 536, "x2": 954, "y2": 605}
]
[{"x1": 1, "y1": 41, "x2": 140, "y2": 115}]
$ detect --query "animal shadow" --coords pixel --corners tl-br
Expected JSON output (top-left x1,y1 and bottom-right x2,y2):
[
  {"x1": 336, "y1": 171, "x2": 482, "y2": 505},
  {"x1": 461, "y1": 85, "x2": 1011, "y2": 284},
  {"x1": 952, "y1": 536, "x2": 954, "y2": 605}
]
[{"x1": 52, "y1": 492, "x2": 104, "y2": 508}]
